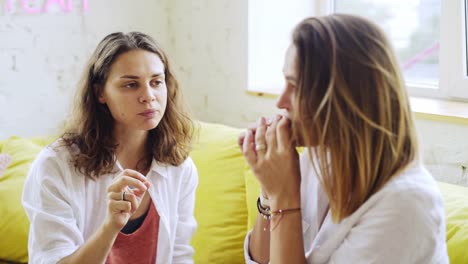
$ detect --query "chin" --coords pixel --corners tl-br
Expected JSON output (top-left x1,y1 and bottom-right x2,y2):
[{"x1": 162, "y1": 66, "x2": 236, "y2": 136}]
[{"x1": 142, "y1": 119, "x2": 161, "y2": 131}]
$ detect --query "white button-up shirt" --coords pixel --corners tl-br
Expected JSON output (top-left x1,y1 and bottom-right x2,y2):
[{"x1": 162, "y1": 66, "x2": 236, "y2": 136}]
[
  {"x1": 245, "y1": 151, "x2": 449, "y2": 263},
  {"x1": 22, "y1": 141, "x2": 198, "y2": 264}
]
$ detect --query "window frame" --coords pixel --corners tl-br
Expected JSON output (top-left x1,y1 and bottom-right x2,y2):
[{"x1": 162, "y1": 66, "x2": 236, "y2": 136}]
[
  {"x1": 439, "y1": 0, "x2": 468, "y2": 100},
  {"x1": 248, "y1": 0, "x2": 468, "y2": 101}
]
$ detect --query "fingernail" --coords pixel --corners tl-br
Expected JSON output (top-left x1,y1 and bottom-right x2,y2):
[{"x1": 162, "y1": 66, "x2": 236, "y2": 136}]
[
  {"x1": 276, "y1": 114, "x2": 282, "y2": 121},
  {"x1": 257, "y1": 117, "x2": 263, "y2": 125}
]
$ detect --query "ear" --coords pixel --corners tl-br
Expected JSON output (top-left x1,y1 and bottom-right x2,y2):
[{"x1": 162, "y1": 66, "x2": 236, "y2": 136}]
[
  {"x1": 94, "y1": 84, "x2": 106, "y2": 104},
  {"x1": 98, "y1": 94, "x2": 106, "y2": 104}
]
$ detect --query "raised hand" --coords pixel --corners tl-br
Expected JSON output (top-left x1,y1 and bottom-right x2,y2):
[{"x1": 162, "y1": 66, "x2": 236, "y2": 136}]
[{"x1": 105, "y1": 169, "x2": 151, "y2": 232}]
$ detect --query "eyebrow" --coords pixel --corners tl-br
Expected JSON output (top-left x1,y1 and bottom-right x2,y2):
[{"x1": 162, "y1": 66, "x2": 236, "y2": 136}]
[{"x1": 119, "y1": 73, "x2": 165, "y2": 79}]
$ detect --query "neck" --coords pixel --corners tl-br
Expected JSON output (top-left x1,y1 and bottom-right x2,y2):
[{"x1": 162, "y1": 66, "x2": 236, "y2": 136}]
[{"x1": 114, "y1": 126, "x2": 150, "y2": 170}]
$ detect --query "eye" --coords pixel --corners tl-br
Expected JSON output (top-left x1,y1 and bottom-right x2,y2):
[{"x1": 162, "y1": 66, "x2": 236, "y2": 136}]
[
  {"x1": 124, "y1": 82, "x2": 138, "y2": 89},
  {"x1": 286, "y1": 82, "x2": 296, "y2": 90},
  {"x1": 151, "y1": 79, "x2": 164, "y2": 87}
]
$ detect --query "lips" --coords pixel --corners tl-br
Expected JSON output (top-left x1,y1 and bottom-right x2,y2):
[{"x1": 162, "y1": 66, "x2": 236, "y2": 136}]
[{"x1": 138, "y1": 109, "x2": 157, "y2": 118}]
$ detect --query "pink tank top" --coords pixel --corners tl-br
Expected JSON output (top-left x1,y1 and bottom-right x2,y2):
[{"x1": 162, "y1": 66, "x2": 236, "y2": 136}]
[{"x1": 107, "y1": 200, "x2": 160, "y2": 264}]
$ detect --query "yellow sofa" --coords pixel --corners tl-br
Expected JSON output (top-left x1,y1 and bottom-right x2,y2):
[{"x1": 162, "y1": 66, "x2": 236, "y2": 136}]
[{"x1": 1, "y1": 122, "x2": 467, "y2": 263}]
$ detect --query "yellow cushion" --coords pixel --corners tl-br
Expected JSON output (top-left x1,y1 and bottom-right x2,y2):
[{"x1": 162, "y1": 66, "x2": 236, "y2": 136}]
[
  {"x1": 245, "y1": 169, "x2": 261, "y2": 230},
  {"x1": 0, "y1": 136, "x2": 55, "y2": 262},
  {"x1": 0, "y1": 177, "x2": 29, "y2": 263},
  {"x1": 190, "y1": 122, "x2": 248, "y2": 264},
  {"x1": 1, "y1": 137, "x2": 43, "y2": 181},
  {"x1": 438, "y1": 182, "x2": 468, "y2": 263}
]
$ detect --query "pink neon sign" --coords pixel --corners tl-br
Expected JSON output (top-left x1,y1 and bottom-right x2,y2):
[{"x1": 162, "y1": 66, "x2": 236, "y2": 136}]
[{"x1": 5, "y1": 0, "x2": 88, "y2": 14}]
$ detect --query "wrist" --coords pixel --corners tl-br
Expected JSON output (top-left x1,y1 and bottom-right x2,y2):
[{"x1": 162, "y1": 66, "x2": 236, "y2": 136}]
[
  {"x1": 270, "y1": 193, "x2": 301, "y2": 211},
  {"x1": 102, "y1": 220, "x2": 121, "y2": 238},
  {"x1": 259, "y1": 189, "x2": 271, "y2": 208}
]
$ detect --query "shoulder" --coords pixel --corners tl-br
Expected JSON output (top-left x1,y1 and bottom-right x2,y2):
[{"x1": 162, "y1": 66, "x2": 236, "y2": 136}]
[
  {"x1": 178, "y1": 156, "x2": 198, "y2": 184},
  {"x1": 28, "y1": 139, "x2": 78, "y2": 182},
  {"x1": 344, "y1": 163, "x2": 448, "y2": 258},
  {"x1": 380, "y1": 163, "x2": 443, "y2": 210},
  {"x1": 361, "y1": 163, "x2": 445, "y2": 233},
  {"x1": 32, "y1": 140, "x2": 67, "y2": 169},
  {"x1": 23, "y1": 140, "x2": 81, "y2": 203}
]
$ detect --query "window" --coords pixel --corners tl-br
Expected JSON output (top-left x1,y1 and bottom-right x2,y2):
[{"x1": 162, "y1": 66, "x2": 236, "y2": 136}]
[
  {"x1": 334, "y1": 0, "x2": 440, "y2": 94},
  {"x1": 440, "y1": 0, "x2": 468, "y2": 99},
  {"x1": 248, "y1": 0, "x2": 314, "y2": 94},
  {"x1": 248, "y1": 0, "x2": 468, "y2": 100}
]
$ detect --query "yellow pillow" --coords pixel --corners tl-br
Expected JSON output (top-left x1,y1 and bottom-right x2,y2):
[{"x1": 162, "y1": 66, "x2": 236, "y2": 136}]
[
  {"x1": 190, "y1": 122, "x2": 248, "y2": 264},
  {"x1": 245, "y1": 169, "x2": 261, "y2": 231},
  {"x1": 438, "y1": 182, "x2": 468, "y2": 263},
  {"x1": 0, "y1": 177, "x2": 29, "y2": 263},
  {"x1": 0, "y1": 136, "x2": 55, "y2": 262},
  {"x1": 1, "y1": 137, "x2": 45, "y2": 181}
]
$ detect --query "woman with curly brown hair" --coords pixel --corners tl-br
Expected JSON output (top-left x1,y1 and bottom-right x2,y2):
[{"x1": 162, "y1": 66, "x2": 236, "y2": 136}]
[
  {"x1": 241, "y1": 15, "x2": 448, "y2": 263},
  {"x1": 22, "y1": 32, "x2": 197, "y2": 264}
]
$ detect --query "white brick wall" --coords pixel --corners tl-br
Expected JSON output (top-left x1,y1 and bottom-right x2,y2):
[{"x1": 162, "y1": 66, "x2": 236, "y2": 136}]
[{"x1": 0, "y1": 0, "x2": 169, "y2": 138}]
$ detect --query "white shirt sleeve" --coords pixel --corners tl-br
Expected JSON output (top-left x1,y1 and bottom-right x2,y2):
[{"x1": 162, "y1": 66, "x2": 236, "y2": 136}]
[
  {"x1": 244, "y1": 230, "x2": 263, "y2": 264},
  {"x1": 22, "y1": 148, "x2": 83, "y2": 264},
  {"x1": 327, "y1": 186, "x2": 448, "y2": 264},
  {"x1": 172, "y1": 157, "x2": 198, "y2": 264}
]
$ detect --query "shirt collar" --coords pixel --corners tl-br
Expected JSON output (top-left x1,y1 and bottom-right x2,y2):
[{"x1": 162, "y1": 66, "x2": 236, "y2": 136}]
[{"x1": 149, "y1": 158, "x2": 168, "y2": 178}]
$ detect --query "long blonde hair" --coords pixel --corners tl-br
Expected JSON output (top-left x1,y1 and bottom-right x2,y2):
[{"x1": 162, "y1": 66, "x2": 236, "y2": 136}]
[
  {"x1": 292, "y1": 15, "x2": 418, "y2": 222},
  {"x1": 62, "y1": 32, "x2": 194, "y2": 179}
]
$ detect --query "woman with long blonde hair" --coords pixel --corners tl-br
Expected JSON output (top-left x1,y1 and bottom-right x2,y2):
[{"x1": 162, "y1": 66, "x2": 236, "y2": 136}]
[
  {"x1": 241, "y1": 14, "x2": 448, "y2": 263},
  {"x1": 23, "y1": 32, "x2": 197, "y2": 263}
]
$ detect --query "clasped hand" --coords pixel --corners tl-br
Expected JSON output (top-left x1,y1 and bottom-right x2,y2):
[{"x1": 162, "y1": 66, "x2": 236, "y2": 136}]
[{"x1": 239, "y1": 115, "x2": 301, "y2": 202}]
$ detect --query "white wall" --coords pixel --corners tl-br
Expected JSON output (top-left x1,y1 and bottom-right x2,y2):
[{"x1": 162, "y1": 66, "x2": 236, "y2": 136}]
[
  {"x1": 165, "y1": 0, "x2": 278, "y2": 127},
  {"x1": 1, "y1": 0, "x2": 467, "y2": 186},
  {"x1": 417, "y1": 119, "x2": 468, "y2": 186},
  {"x1": 0, "y1": 0, "x2": 169, "y2": 138}
]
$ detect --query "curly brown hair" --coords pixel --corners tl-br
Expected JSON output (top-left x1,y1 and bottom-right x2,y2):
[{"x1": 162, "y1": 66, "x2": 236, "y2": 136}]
[{"x1": 61, "y1": 32, "x2": 194, "y2": 179}]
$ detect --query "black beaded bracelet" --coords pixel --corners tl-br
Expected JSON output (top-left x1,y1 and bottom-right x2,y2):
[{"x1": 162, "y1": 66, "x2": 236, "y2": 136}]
[{"x1": 257, "y1": 196, "x2": 271, "y2": 220}]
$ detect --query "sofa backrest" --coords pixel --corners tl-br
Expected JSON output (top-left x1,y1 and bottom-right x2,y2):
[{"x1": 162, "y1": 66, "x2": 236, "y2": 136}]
[{"x1": 190, "y1": 122, "x2": 250, "y2": 263}]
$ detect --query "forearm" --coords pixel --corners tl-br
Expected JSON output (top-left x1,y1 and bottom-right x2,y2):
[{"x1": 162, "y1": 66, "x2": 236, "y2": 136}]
[
  {"x1": 269, "y1": 196, "x2": 306, "y2": 264},
  {"x1": 249, "y1": 213, "x2": 271, "y2": 264},
  {"x1": 58, "y1": 223, "x2": 118, "y2": 264}
]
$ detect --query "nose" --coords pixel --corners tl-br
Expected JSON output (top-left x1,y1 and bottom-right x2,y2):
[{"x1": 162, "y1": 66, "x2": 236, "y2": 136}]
[
  {"x1": 139, "y1": 85, "x2": 156, "y2": 104},
  {"x1": 276, "y1": 86, "x2": 292, "y2": 111}
]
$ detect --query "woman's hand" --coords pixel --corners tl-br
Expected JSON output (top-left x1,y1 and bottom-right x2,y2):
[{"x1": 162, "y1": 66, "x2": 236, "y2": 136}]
[
  {"x1": 241, "y1": 115, "x2": 301, "y2": 204},
  {"x1": 105, "y1": 169, "x2": 151, "y2": 232}
]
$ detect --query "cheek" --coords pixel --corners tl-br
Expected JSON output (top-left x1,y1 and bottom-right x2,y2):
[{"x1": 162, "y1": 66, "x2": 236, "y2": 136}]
[
  {"x1": 105, "y1": 96, "x2": 126, "y2": 119},
  {"x1": 159, "y1": 88, "x2": 168, "y2": 108}
]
